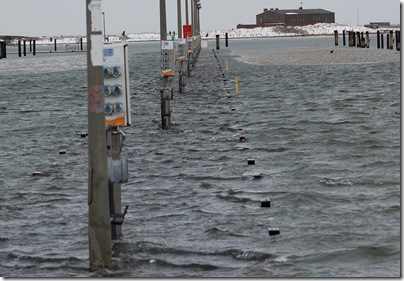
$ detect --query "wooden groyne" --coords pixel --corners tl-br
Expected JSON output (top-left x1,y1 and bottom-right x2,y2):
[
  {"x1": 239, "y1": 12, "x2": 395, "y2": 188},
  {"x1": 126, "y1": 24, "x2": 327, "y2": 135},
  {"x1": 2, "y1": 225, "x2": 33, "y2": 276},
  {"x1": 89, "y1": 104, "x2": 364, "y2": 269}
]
[{"x1": 334, "y1": 29, "x2": 400, "y2": 51}]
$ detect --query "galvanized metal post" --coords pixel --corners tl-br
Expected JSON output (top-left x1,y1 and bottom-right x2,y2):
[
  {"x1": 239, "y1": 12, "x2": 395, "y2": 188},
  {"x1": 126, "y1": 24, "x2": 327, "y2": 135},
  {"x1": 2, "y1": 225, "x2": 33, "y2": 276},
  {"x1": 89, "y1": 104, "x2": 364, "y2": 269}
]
[
  {"x1": 185, "y1": 0, "x2": 189, "y2": 24},
  {"x1": 86, "y1": 0, "x2": 112, "y2": 270},
  {"x1": 160, "y1": 0, "x2": 170, "y2": 130},
  {"x1": 191, "y1": 0, "x2": 194, "y2": 36},
  {"x1": 177, "y1": 0, "x2": 182, "y2": 38}
]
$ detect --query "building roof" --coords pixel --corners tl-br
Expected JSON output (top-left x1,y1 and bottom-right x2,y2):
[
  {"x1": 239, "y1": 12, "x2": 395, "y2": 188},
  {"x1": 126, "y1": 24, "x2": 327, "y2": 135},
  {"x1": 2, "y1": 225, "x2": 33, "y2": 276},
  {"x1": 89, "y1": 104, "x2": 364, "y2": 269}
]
[{"x1": 260, "y1": 8, "x2": 334, "y2": 16}]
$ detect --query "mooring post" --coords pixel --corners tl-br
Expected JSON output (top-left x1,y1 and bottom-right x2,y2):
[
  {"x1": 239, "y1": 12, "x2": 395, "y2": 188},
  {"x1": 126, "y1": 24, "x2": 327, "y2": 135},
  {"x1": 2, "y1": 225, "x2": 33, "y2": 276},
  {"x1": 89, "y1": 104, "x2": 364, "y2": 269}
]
[
  {"x1": 33, "y1": 40, "x2": 36, "y2": 56},
  {"x1": 80, "y1": 38, "x2": 84, "y2": 51},
  {"x1": 381, "y1": 33, "x2": 384, "y2": 49},
  {"x1": 356, "y1": 32, "x2": 361, "y2": 47},
  {"x1": 54, "y1": 38, "x2": 57, "y2": 52},
  {"x1": 352, "y1": 31, "x2": 356, "y2": 47},
  {"x1": 377, "y1": 31, "x2": 380, "y2": 49},
  {"x1": 334, "y1": 30, "x2": 338, "y2": 46},
  {"x1": 386, "y1": 33, "x2": 390, "y2": 50},
  {"x1": 86, "y1": 0, "x2": 112, "y2": 270},
  {"x1": 0, "y1": 41, "x2": 6, "y2": 59},
  {"x1": 18, "y1": 40, "x2": 21, "y2": 57},
  {"x1": 29, "y1": 40, "x2": 32, "y2": 53},
  {"x1": 396, "y1": 30, "x2": 400, "y2": 51},
  {"x1": 365, "y1": 31, "x2": 369, "y2": 48},
  {"x1": 23, "y1": 40, "x2": 26, "y2": 56},
  {"x1": 389, "y1": 30, "x2": 394, "y2": 49},
  {"x1": 216, "y1": 34, "x2": 220, "y2": 50},
  {"x1": 225, "y1": 32, "x2": 229, "y2": 47},
  {"x1": 343, "y1": 30, "x2": 346, "y2": 46}
]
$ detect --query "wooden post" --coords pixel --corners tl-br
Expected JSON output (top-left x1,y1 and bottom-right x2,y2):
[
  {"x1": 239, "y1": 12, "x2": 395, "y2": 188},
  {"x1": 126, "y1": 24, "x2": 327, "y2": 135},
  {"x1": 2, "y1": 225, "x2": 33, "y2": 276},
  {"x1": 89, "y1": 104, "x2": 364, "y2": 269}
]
[
  {"x1": 365, "y1": 31, "x2": 369, "y2": 48},
  {"x1": 216, "y1": 34, "x2": 220, "y2": 50},
  {"x1": 343, "y1": 30, "x2": 346, "y2": 46},
  {"x1": 352, "y1": 31, "x2": 356, "y2": 47},
  {"x1": 80, "y1": 38, "x2": 84, "y2": 51},
  {"x1": 334, "y1": 30, "x2": 338, "y2": 46},
  {"x1": 396, "y1": 30, "x2": 400, "y2": 51},
  {"x1": 348, "y1": 32, "x2": 353, "y2": 47},
  {"x1": 386, "y1": 33, "x2": 389, "y2": 50},
  {"x1": 54, "y1": 38, "x2": 57, "y2": 52},
  {"x1": 389, "y1": 30, "x2": 394, "y2": 49},
  {"x1": 377, "y1": 31, "x2": 380, "y2": 49},
  {"x1": 0, "y1": 41, "x2": 6, "y2": 59},
  {"x1": 23, "y1": 40, "x2": 27, "y2": 56},
  {"x1": 225, "y1": 33, "x2": 229, "y2": 47},
  {"x1": 18, "y1": 40, "x2": 21, "y2": 57},
  {"x1": 33, "y1": 40, "x2": 36, "y2": 56},
  {"x1": 381, "y1": 33, "x2": 384, "y2": 49},
  {"x1": 29, "y1": 40, "x2": 32, "y2": 53},
  {"x1": 86, "y1": 0, "x2": 112, "y2": 270},
  {"x1": 356, "y1": 32, "x2": 361, "y2": 47}
]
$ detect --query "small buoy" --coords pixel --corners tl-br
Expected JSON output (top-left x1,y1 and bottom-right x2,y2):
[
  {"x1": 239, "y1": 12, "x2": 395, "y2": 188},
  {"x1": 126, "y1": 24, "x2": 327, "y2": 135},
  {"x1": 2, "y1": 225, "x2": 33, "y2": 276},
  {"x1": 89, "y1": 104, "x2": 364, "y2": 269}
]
[
  {"x1": 80, "y1": 133, "x2": 88, "y2": 138},
  {"x1": 231, "y1": 108, "x2": 236, "y2": 111},
  {"x1": 247, "y1": 159, "x2": 255, "y2": 165},
  {"x1": 261, "y1": 200, "x2": 271, "y2": 208},
  {"x1": 59, "y1": 150, "x2": 66, "y2": 155},
  {"x1": 239, "y1": 136, "x2": 246, "y2": 142},
  {"x1": 32, "y1": 171, "x2": 43, "y2": 176},
  {"x1": 268, "y1": 228, "x2": 280, "y2": 236}
]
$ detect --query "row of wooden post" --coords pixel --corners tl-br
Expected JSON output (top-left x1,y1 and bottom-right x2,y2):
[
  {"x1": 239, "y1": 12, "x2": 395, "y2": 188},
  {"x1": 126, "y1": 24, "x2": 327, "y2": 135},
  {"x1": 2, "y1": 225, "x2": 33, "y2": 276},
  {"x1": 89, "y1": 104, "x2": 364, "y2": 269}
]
[
  {"x1": 0, "y1": 38, "x2": 85, "y2": 58},
  {"x1": 334, "y1": 30, "x2": 400, "y2": 51},
  {"x1": 215, "y1": 32, "x2": 229, "y2": 50}
]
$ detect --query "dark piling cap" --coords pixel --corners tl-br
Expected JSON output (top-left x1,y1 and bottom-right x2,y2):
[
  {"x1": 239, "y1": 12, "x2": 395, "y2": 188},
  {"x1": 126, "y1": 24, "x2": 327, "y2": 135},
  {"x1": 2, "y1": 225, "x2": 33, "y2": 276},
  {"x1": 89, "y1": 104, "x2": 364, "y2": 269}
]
[{"x1": 268, "y1": 228, "x2": 280, "y2": 236}]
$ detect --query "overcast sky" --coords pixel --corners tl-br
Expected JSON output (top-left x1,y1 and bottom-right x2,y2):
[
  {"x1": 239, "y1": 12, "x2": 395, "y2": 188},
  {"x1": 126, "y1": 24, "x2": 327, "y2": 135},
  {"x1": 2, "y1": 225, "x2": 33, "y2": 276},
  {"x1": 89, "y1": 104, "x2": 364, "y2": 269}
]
[{"x1": 0, "y1": 0, "x2": 401, "y2": 37}]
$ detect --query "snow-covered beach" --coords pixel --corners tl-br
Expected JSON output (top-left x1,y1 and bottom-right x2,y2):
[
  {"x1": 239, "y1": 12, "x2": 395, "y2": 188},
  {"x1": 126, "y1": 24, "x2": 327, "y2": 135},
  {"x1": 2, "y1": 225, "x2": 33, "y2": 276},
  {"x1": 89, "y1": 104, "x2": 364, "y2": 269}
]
[{"x1": 6, "y1": 23, "x2": 399, "y2": 45}]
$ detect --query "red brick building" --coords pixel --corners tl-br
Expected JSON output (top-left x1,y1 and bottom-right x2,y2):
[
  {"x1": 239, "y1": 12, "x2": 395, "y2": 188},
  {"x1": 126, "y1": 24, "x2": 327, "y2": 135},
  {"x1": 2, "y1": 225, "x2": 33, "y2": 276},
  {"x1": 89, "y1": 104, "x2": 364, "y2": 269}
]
[{"x1": 237, "y1": 7, "x2": 335, "y2": 29}]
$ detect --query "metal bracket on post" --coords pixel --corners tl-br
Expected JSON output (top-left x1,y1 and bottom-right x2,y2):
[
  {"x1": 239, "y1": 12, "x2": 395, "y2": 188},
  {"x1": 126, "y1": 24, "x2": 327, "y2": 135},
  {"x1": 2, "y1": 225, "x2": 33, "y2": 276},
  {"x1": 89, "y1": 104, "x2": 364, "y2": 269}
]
[{"x1": 110, "y1": 205, "x2": 129, "y2": 225}]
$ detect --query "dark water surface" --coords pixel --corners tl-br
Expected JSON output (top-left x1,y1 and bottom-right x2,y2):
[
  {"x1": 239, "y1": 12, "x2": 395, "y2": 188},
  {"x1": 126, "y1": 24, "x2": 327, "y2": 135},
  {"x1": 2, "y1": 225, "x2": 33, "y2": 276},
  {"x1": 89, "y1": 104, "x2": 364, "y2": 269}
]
[{"x1": 0, "y1": 38, "x2": 400, "y2": 277}]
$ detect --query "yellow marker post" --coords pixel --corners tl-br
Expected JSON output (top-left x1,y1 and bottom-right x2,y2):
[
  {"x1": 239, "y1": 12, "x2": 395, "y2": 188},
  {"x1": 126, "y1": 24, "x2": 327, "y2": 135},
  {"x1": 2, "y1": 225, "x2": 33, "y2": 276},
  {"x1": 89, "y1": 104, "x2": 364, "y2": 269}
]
[{"x1": 235, "y1": 76, "x2": 239, "y2": 93}]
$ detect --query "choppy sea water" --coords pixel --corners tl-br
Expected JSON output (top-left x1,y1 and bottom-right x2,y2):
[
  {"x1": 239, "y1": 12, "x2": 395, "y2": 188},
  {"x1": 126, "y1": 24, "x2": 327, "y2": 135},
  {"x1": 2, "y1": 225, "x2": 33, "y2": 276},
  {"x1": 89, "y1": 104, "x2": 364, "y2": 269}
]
[{"x1": 0, "y1": 37, "x2": 400, "y2": 277}]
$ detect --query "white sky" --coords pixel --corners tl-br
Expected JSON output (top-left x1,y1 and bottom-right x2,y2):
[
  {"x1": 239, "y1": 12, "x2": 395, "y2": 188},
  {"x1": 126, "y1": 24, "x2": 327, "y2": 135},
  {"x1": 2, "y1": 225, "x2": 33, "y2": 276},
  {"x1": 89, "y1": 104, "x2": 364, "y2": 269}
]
[{"x1": 0, "y1": 0, "x2": 401, "y2": 37}]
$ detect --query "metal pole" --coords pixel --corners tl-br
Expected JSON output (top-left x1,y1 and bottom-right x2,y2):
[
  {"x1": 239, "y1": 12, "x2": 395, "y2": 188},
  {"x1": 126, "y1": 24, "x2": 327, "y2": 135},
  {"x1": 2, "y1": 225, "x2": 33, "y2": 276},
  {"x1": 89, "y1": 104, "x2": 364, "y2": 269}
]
[
  {"x1": 177, "y1": 0, "x2": 182, "y2": 38},
  {"x1": 185, "y1": 0, "x2": 189, "y2": 25},
  {"x1": 191, "y1": 0, "x2": 194, "y2": 36},
  {"x1": 102, "y1": 12, "x2": 106, "y2": 41},
  {"x1": 86, "y1": 0, "x2": 112, "y2": 270},
  {"x1": 160, "y1": 0, "x2": 170, "y2": 130},
  {"x1": 160, "y1": 0, "x2": 167, "y2": 41}
]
